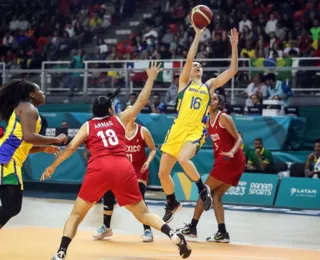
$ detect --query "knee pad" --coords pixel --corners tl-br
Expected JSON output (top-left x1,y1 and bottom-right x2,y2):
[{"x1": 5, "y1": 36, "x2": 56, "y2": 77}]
[
  {"x1": 103, "y1": 190, "x2": 115, "y2": 211},
  {"x1": 138, "y1": 182, "x2": 146, "y2": 198}
]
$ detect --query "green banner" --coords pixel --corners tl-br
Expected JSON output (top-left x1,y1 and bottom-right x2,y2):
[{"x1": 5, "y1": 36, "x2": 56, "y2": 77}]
[{"x1": 275, "y1": 178, "x2": 320, "y2": 209}]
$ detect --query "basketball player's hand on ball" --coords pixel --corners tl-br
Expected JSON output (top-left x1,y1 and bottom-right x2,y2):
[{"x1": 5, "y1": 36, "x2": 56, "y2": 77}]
[
  {"x1": 141, "y1": 161, "x2": 150, "y2": 173},
  {"x1": 229, "y1": 28, "x2": 238, "y2": 47},
  {"x1": 44, "y1": 145, "x2": 61, "y2": 157},
  {"x1": 40, "y1": 165, "x2": 55, "y2": 181},
  {"x1": 191, "y1": 21, "x2": 206, "y2": 35},
  {"x1": 146, "y1": 60, "x2": 163, "y2": 79},
  {"x1": 220, "y1": 151, "x2": 234, "y2": 158}
]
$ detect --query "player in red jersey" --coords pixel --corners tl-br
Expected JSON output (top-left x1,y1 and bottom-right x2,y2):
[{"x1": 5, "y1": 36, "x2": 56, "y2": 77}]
[
  {"x1": 93, "y1": 105, "x2": 157, "y2": 242},
  {"x1": 177, "y1": 93, "x2": 245, "y2": 243},
  {"x1": 41, "y1": 61, "x2": 192, "y2": 260}
]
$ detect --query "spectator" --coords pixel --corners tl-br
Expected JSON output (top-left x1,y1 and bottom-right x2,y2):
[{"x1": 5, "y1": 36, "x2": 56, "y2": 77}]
[
  {"x1": 97, "y1": 37, "x2": 108, "y2": 54},
  {"x1": 265, "y1": 13, "x2": 278, "y2": 34},
  {"x1": 9, "y1": 15, "x2": 19, "y2": 31},
  {"x1": 250, "y1": 92, "x2": 263, "y2": 108},
  {"x1": 281, "y1": 13, "x2": 294, "y2": 31},
  {"x1": 126, "y1": 92, "x2": 137, "y2": 106},
  {"x1": 265, "y1": 73, "x2": 293, "y2": 106},
  {"x1": 61, "y1": 121, "x2": 69, "y2": 128},
  {"x1": 268, "y1": 42, "x2": 283, "y2": 58},
  {"x1": 310, "y1": 20, "x2": 320, "y2": 41},
  {"x1": 239, "y1": 14, "x2": 252, "y2": 33},
  {"x1": 256, "y1": 13, "x2": 266, "y2": 28},
  {"x1": 165, "y1": 75, "x2": 179, "y2": 106},
  {"x1": 200, "y1": 27, "x2": 211, "y2": 43},
  {"x1": 274, "y1": 22, "x2": 286, "y2": 41},
  {"x1": 2, "y1": 31, "x2": 15, "y2": 47},
  {"x1": 240, "y1": 25, "x2": 253, "y2": 43},
  {"x1": 255, "y1": 38, "x2": 267, "y2": 58},
  {"x1": 267, "y1": 32, "x2": 280, "y2": 50},
  {"x1": 150, "y1": 93, "x2": 166, "y2": 114},
  {"x1": 212, "y1": 23, "x2": 227, "y2": 42},
  {"x1": 305, "y1": 139, "x2": 320, "y2": 179},
  {"x1": 244, "y1": 73, "x2": 268, "y2": 108},
  {"x1": 246, "y1": 138, "x2": 273, "y2": 172},
  {"x1": 143, "y1": 26, "x2": 158, "y2": 41},
  {"x1": 162, "y1": 27, "x2": 174, "y2": 45},
  {"x1": 284, "y1": 40, "x2": 300, "y2": 57},
  {"x1": 240, "y1": 40, "x2": 256, "y2": 58}
]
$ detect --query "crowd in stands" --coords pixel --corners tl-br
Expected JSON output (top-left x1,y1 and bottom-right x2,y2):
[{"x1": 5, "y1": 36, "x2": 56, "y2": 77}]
[{"x1": 0, "y1": 0, "x2": 136, "y2": 69}]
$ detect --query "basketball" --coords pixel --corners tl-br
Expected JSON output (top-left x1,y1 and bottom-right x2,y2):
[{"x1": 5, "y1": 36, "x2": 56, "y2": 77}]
[{"x1": 190, "y1": 5, "x2": 213, "y2": 29}]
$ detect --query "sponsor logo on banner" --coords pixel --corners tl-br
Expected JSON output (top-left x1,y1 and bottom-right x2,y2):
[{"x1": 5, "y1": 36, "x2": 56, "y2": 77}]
[
  {"x1": 225, "y1": 181, "x2": 247, "y2": 196},
  {"x1": 249, "y1": 182, "x2": 273, "y2": 196},
  {"x1": 68, "y1": 128, "x2": 79, "y2": 137},
  {"x1": 45, "y1": 128, "x2": 56, "y2": 136},
  {"x1": 290, "y1": 188, "x2": 317, "y2": 198}
]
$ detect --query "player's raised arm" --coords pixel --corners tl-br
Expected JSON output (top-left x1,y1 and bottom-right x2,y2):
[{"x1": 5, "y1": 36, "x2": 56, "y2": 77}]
[
  {"x1": 40, "y1": 122, "x2": 88, "y2": 180},
  {"x1": 179, "y1": 23, "x2": 205, "y2": 90},
  {"x1": 206, "y1": 28, "x2": 239, "y2": 92},
  {"x1": 118, "y1": 61, "x2": 162, "y2": 125}
]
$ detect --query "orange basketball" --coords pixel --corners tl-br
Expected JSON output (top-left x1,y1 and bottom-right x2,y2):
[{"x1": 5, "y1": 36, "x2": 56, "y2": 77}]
[{"x1": 190, "y1": 5, "x2": 213, "y2": 29}]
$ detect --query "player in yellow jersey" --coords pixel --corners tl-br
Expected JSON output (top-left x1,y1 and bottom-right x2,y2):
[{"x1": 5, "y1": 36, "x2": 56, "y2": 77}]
[
  {"x1": 0, "y1": 79, "x2": 67, "y2": 229},
  {"x1": 160, "y1": 23, "x2": 239, "y2": 223}
]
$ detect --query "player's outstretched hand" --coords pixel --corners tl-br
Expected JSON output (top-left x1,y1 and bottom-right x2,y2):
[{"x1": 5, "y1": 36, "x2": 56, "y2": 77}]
[
  {"x1": 191, "y1": 20, "x2": 206, "y2": 35},
  {"x1": 229, "y1": 28, "x2": 238, "y2": 47},
  {"x1": 40, "y1": 165, "x2": 55, "y2": 181},
  {"x1": 146, "y1": 60, "x2": 162, "y2": 80},
  {"x1": 220, "y1": 151, "x2": 234, "y2": 158},
  {"x1": 56, "y1": 133, "x2": 68, "y2": 145},
  {"x1": 44, "y1": 145, "x2": 61, "y2": 157},
  {"x1": 141, "y1": 161, "x2": 150, "y2": 173}
]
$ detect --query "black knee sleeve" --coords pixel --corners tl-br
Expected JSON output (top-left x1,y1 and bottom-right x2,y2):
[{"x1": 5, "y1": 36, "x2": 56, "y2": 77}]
[
  {"x1": 0, "y1": 185, "x2": 22, "y2": 226},
  {"x1": 138, "y1": 182, "x2": 146, "y2": 199},
  {"x1": 103, "y1": 190, "x2": 115, "y2": 211}
]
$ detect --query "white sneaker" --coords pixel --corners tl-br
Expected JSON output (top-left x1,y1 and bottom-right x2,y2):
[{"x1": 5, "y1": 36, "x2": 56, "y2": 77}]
[
  {"x1": 93, "y1": 224, "x2": 113, "y2": 240},
  {"x1": 51, "y1": 251, "x2": 66, "y2": 260},
  {"x1": 141, "y1": 229, "x2": 153, "y2": 242}
]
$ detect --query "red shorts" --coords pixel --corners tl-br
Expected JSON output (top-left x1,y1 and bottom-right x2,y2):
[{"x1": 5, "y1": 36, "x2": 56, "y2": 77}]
[
  {"x1": 79, "y1": 156, "x2": 143, "y2": 206},
  {"x1": 210, "y1": 151, "x2": 246, "y2": 187}
]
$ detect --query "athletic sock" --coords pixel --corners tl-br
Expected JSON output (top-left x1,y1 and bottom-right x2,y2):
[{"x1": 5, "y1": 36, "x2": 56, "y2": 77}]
[
  {"x1": 103, "y1": 214, "x2": 112, "y2": 228},
  {"x1": 143, "y1": 224, "x2": 151, "y2": 231},
  {"x1": 191, "y1": 218, "x2": 199, "y2": 228},
  {"x1": 58, "y1": 236, "x2": 72, "y2": 254},
  {"x1": 195, "y1": 178, "x2": 205, "y2": 192},
  {"x1": 218, "y1": 223, "x2": 227, "y2": 233},
  {"x1": 161, "y1": 224, "x2": 175, "y2": 238},
  {"x1": 166, "y1": 193, "x2": 177, "y2": 205}
]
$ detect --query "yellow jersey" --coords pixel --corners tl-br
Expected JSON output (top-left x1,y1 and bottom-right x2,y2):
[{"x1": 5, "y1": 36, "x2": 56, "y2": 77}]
[
  {"x1": 0, "y1": 108, "x2": 41, "y2": 167},
  {"x1": 175, "y1": 80, "x2": 210, "y2": 126}
]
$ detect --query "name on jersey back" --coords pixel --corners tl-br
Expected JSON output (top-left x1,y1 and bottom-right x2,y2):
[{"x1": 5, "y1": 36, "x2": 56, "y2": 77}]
[{"x1": 95, "y1": 121, "x2": 113, "y2": 128}]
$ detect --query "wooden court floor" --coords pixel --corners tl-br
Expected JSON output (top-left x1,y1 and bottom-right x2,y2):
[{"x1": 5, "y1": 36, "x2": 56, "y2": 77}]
[{"x1": 1, "y1": 227, "x2": 319, "y2": 260}]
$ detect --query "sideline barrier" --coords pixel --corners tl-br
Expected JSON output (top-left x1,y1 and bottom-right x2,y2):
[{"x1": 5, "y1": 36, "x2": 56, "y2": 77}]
[
  {"x1": 173, "y1": 172, "x2": 278, "y2": 206},
  {"x1": 275, "y1": 178, "x2": 320, "y2": 210}
]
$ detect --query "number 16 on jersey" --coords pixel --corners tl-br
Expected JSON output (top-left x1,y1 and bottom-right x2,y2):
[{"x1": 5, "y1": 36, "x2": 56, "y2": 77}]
[{"x1": 190, "y1": 96, "x2": 202, "y2": 110}]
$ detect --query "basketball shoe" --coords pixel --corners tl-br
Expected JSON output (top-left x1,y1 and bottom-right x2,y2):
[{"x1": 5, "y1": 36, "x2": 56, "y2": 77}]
[
  {"x1": 199, "y1": 184, "x2": 213, "y2": 211},
  {"x1": 171, "y1": 233, "x2": 192, "y2": 259},
  {"x1": 206, "y1": 231, "x2": 230, "y2": 243},
  {"x1": 163, "y1": 201, "x2": 182, "y2": 223},
  {"x1": 176, "y1": 223, "x2": 197, "y2": 238},
  {"x1": 51, "y1": 251, "x2": 65, "y2": 260},
  {"x1": 141, "y1": 229, "x2": 153, "y2": 242},
  {"x1": 93, "y1": 224, "x2": 113, "y2": 240}
]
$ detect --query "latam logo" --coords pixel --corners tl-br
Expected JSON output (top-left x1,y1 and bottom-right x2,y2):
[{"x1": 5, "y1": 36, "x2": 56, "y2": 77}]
[{"x1": 290, "y1": 188, "x2": 317, "y2": 198}]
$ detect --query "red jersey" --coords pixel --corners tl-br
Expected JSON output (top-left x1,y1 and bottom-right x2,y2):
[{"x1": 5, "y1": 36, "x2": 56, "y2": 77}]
[
  {"x1": 85, "y1": 116, "x2": 127, "y2": 164},
  {"x1": 125, "y1": 124, "x2": 148, "y2": 175},
  {"x1": 208, "y1": 111, "x2": 242, "y2": 163}
]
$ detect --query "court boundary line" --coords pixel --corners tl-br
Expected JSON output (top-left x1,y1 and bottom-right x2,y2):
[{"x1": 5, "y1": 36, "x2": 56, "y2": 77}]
[
  {"x1": 5, "y1": 226, "x2": 320, "y2": 252},
  {"x1": 99, "y1": 254, "x2": 288, "y2": 260}
]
